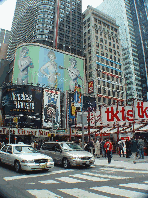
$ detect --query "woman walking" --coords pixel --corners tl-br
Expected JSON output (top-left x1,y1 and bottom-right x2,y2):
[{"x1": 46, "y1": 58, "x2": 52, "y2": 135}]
[{"x1": 104, "y1": 139, "x2": 113, "y2": 164}]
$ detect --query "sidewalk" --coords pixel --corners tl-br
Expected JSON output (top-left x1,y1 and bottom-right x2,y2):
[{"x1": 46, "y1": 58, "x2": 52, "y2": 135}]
[{"x1": 94, "y1": 154, "x2": 148, "y2": 170}]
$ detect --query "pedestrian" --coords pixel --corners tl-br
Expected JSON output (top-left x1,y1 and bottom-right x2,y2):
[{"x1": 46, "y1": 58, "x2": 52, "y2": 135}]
[
  {"x1": 89, "y1": 139, "x2": 94, "y2": 154},
  {"x1": 101, "y1": 139, "x2": 106, "y2": 157},
  {"x1": 138, "y1": 136, "x2": 145, "y2": 159},
  {"x1": 125, "y1": 139, "x2": 131, "y2": 158},
  {"x1": 84, "y1": 142, "x2": 90, "y2": 152},
  {"x1": 130, "y1": 137, "x2": 138, "y2": 164},
  {"x1": 118, "y1": 139, "x2": 125, "y2": 157},
  {"x1": 110, "y1": 140, "x2": 113, "y2": 158},
  {"x1": 104, "y1": 139, "x2": 113, "y2": 164},
  {"x1": 94, "y1": 139, "x2": 100, "y2": 158}
]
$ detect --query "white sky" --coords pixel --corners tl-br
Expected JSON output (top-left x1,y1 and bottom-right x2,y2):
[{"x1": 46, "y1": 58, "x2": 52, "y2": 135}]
[{"x1": 0, "y1": 0, "x2": 103, "y2": 31}]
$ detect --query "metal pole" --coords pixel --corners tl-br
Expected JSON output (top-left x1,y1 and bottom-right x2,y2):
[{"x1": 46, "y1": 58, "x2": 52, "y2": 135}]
[
  {"x1": 81, "y1": 80, "x2": 84, "y2": 149},
  {"x1": 9, "y1": 123, "x2": 10, "y2": 144},
  {"x1": 52, "y1": 113, "x2": 53, "y2": 141},
  {"x1": 82, "y1": 110, "x2": 84, "y2": 149}
]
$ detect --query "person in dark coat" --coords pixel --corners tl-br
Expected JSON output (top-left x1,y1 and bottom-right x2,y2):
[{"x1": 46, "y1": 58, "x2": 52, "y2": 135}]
[
  {"x1": 125, "y1": 139, "x2": 131, "y2": 158},
  {"x1": 130, "y1": 137, "x2": 138, "y2": 163}
]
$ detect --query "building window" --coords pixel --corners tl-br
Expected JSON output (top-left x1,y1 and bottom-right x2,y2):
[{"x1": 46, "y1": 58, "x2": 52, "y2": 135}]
[
  {"x1": 100, "y1": 44, "x2": 103, "y2": 49},
  {"x1": 100, "y1": 38, "x2": 103, "y2": 43},
  {"x1": 109, "y1": 48, "x2": 112, "y2": 53},
  {"x1": 101, "y1": 51, "x2": 104, "y2": 56}
]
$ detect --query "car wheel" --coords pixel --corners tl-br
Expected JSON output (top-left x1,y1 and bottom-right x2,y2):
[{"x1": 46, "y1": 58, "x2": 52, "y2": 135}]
[
  {"x1": 62, "y1": 158, "x2": 70, "y2": 169},
  {"x1": 14, "y1": 161, "x2": 21, "y2": 173},
  {"x1": 85, "y1": 164, "x2": 90, "y2": 168}
]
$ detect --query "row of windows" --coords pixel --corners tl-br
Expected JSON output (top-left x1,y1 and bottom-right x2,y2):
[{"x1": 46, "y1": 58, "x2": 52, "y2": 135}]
[{"x1": 98, "y1": 97, "x2": 124, "y2": 105}]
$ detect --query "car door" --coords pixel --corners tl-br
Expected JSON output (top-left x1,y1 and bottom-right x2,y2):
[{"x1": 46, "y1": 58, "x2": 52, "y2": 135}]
[
  {"x1": 6, "y1": 146, "x2": 14, "y2": 166},
  {"x1": 0, "y1": 145, "x2": 9, "y2": 163}
]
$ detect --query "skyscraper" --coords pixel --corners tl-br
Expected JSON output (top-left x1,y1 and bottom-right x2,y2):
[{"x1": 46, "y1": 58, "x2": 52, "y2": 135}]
[
  {"x1": 7, "y1": 0, "x2": 83, "y2": 61},
  {"x1": 83, "y1": 6, "x2": 124, "y2": 107},
  {"x1": 97, "y1": 0, "x2": 148, "y2": 102},
  {"x1": 0, "y1": 28, "x2": 11, "y2": 59}
]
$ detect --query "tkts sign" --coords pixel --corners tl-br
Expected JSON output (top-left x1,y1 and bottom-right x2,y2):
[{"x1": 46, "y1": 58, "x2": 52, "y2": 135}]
[
  {"x1": 101, "y1": 102, "x2": 148, "y2": 124},
  {"x1": 88, "y1": 81, "x2": 94, "y2": 94}
]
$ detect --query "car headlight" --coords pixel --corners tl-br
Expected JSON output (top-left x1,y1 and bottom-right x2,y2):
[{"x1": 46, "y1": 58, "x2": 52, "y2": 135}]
[
  {"x1": 21, "y1": 160, "x2": 34, "y2": 163},
  {"x1": 70, "y1": 157, "x2": 79, "y2": 160},
  {"x1": 48, "y1": 158, "x2": 53, "y2": 162}
]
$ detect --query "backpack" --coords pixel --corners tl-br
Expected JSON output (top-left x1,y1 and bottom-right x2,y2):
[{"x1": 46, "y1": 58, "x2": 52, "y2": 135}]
[{"x1": 107, "y1": 143, "x2": 110, "y2": 150}]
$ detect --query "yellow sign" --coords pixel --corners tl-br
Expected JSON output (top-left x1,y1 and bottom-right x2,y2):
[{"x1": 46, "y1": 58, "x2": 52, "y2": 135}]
[{"x1": 13, "y1": 117, "x2": 18, "y2": 123}]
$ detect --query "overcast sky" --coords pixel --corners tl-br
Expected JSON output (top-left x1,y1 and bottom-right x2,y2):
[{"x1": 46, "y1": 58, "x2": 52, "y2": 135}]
[{"x1": 0, "y1": 0, "x2": 103, "y2": 31}]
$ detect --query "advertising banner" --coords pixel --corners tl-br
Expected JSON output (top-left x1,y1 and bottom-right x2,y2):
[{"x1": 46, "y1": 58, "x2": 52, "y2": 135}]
[
  {"x1": 88, "y1": 81, "x2": 94, "y2": 94},
  {"x1": 43, "y1": 89, "x2": 60, "y2": 128},
  {"x1": 13, "y1": 44, "x2": 84, "y2": 92},
  {"x1": 1, "y1": 85, "x2": 42, "y2": 128},
  {"x1": 101, "y1": 102, "x2": 148, "y2": 125}
]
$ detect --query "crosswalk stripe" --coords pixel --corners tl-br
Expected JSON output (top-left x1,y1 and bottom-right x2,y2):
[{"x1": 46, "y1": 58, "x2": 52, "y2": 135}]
[
  {"x1": 91, "y1": 186, "x2": 147, "y2": 198},
  {"x1": 4, "y1": 170, "x2": 73, "y2": 181},
  {"x1": 83, "y1": 172, "x2": 132, "y2": 179},
  {"x1": 59, "y1": 188, "x2": 110, "y2": 198},
  {"x1": 69, "y1": 174, "x2": 110, "y2": 181},
  {"x1": 119, "y1": 183, "x2": 148, "y2": 190},
  {"x1": 99, "y1": 168, "x2": 148, "y2": 174},
  {"x1": 55, "y1": 177, "x2": 85, "y2": 183},
  {"x1": 27, "y1": 189, "x2": 62, "y2": 198},
  {"x1": 38, "y1": 180, "x2": 59, "y2": 184}
]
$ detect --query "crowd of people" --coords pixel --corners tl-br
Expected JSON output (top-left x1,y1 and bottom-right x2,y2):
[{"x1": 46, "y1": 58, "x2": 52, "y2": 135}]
[
  {"x1": 0, "y1": 135, "x2": 147, "y2": 164},
  {"x1": 82, "y1": 136, "x2": 147, "y2": 164}
]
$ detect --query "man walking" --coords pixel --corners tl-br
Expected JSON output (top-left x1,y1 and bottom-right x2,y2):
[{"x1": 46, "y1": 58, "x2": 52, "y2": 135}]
[
  {"x1": 104, "y1": 139, "x2": 113, "y2": 164},
  {"x1": 101, "y1": 140, "x2": 106, "y2": 157},
  {"x1": 118, "y1": 139, "x2": 125, "y2": 157},
  {"x1": 138, "y1": 136, "x2": 145, "y2": 159},
  {"x1": 130, "y1": 137, "x2": 138, "y2": 164}
]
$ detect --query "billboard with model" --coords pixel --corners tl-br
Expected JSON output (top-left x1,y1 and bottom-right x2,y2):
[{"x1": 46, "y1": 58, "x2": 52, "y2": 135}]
[
  {"x1": 43, "y1": 89, "x2": 60, "y2": 128},
  {"x1": 13, "y1": 43, "x2": 84, "y2": 92}
]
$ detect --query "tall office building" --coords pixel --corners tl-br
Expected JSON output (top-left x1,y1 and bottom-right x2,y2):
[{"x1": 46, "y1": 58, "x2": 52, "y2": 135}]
[
  {"x1": 7, "y1": 0, "x2": 83, "y2": 61},
  {"x1": 83, "y1": 6, "x2": 124, "y2": 107},
  {"x1": 0, "y1": 28, "x2": 11, "y2": 59},
  {"x1": 97, "y1": 0, "x2": 148, "y2": 102}
]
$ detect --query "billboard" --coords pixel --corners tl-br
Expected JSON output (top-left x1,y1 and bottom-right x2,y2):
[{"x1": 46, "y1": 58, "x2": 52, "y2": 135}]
[
  {"x1": 1, "y1": 85, "x2": 42, "y2": 128},
  {"x1": 43, "y1": 89, "x2": 60, "y2": 128},
  {"x1": 101, "y1": 102, "x2": 148, "y2": 125},
  {"x1": 13, "y1": 43, "x2": 84, "y2": 92}
]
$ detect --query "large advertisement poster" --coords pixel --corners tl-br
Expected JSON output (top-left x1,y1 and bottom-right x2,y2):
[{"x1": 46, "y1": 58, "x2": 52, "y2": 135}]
[
  {"x1": 1, "y1": 85, "x2": 42, "y2": 128},
  {"x1": 43, "y1": 89, "x2": 60, "y2": 128},
  {"x1": 13, "y1": 44, "x2": 84, "y2": 92}
]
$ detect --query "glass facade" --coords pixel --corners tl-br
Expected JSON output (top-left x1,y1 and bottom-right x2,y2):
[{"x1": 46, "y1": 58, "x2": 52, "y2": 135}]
[
  {"x1": 97, "y1": 0, "x2": 148, "y2": 101},
  {"x1": 7, "y1": 0, "x2": 83, "y2": 61}
]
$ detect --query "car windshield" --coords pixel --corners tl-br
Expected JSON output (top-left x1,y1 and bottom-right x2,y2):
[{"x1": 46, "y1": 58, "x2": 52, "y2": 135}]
[
  {"x1": 14, "y1": 146, "x2": 38, "y2": 154},
  {"x1": 60, "y1": 143, "x2": 83, "y2": 151}
]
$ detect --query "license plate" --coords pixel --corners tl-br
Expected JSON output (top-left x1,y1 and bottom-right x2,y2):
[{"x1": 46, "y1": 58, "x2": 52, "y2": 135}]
[{"x1": 40, "y1": 164, "x2": 47, "y2": 169}]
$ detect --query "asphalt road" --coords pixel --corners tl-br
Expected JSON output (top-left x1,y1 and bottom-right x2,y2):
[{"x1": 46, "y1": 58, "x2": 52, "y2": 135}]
[{"x1": 0, "y1": 160, "x2": 148, "y2": 198}]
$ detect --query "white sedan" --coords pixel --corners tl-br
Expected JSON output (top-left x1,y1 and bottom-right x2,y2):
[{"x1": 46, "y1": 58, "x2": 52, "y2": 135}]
[{"x1": 0, "y1": 143, "x2": 54, "y2": 172}]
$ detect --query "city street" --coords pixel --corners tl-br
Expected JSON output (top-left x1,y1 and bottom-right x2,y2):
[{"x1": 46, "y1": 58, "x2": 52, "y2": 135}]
[{"x1": 0, "y1": 155, "x2": 148, "y2": 198}]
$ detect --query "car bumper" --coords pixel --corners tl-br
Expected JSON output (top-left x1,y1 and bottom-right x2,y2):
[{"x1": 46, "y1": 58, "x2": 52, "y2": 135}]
[
  {"x1": 69, "y1": 159, "x2": 95, "y2": 166},
  {"x1": 20, "y1": 162, "x2": 54, "y2": 171}
]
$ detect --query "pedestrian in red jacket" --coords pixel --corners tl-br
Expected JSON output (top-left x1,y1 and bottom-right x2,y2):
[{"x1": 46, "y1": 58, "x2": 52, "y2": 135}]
[{"x1": 104, "y1": 139, "x2": 113, "y2": 164}]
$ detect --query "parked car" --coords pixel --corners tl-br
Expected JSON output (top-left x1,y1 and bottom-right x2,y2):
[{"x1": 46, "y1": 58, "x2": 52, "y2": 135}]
[
  {"x1": 0, "y1": 143, "x2": 54, "y2": 172},
  {"x1": 40, "y1": 142, "x2": 95, "y2": 168}
]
